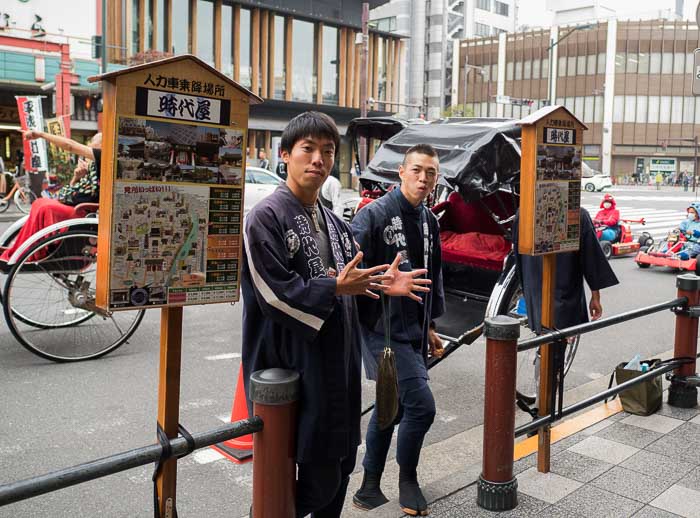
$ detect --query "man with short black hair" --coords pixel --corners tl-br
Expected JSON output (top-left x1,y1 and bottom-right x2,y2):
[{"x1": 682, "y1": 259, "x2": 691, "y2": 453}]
[
  {"x1": 351, "y1": 143, "x2": 445, "y2": 516},
  {"x1": 242, "y1": 112, "x2": 431, "y2": 517}
]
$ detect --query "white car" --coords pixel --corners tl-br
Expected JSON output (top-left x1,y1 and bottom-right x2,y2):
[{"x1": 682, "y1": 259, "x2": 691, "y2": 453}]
[
  {"x1": 244, "y1": 166, "x2": 283, "y2": 215},
  {"x1": 581, "y1": 163, "x2": 612, "y2": 192}
]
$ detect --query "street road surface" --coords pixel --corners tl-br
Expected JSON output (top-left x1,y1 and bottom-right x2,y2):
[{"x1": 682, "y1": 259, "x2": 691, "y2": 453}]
[{"x1": 0, "y1": 187, "x2": 697, "y2": 517}]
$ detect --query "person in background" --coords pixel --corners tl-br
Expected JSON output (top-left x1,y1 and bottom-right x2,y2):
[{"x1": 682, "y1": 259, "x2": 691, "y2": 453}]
[
  {"x1": 258, "y1": 150, "x2": 270, "y2": 170},
  {"x1": 319, "y1": 174, "x2": 344, "y2": 219},
  {"x1": 351, "y1": 144, "x2": 445, "y2": 516},
  {"x1": 679, "y1": 202, "x2": 700, "y2": 260},
  {"x1": 593, "y1": 193, "x2": 620, "y2": 242}
]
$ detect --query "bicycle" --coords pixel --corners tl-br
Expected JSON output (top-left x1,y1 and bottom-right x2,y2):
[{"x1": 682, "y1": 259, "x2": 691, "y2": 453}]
[{"x1": 0, "y1": 167, "x2": 38, "y2": 215}]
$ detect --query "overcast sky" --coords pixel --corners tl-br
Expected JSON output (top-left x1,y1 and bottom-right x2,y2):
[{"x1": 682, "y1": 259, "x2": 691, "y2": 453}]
[{"x1": 517, "y1": 0, "x2": 699, "y2": 28}]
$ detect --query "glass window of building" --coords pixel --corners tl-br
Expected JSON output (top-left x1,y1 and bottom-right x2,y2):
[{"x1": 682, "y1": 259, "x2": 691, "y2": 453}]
[
  {"x1": 695, "y1": 98, "x2": 700, "y2": 124},
  {"x1": 584, "y1": 96, "x2": 594, "y2": 123},
  {"x1": 638, "y1": 52, "x2": 649, "y2": 74},
  {"x1": 564, "y1": 97, "x2": 574, "y2": 113},
  {"x1": 292, "y1": 19, "x2": 317, "y2": 103},
  {"x1": 156, "y1": 0, "x2": 167, "y2": 51},
  {"x1": 567, "y1": 56, "x2": 576, "y2": 75},
  {"x1": 636, "y1": 96, "x2": 647, "y2": 123},
  {"x1": 577, "y1": 55, "x2": 586, "y2": 75},
  {"x1": 506, "y1": 61, "x2": 513, "y2": 80},
  {"x1": 683, "y1": 97, "x2": 694, "y2": 123},
  {"x1": 659, "y1": 96, "x2": 671, "y2": 123},
  {"x1": 221, "y1": 4, "x2": 233, "y2": 77},
  {"x1": 597, "y1": 53, "x2": 606, "y2": 74},
  {"x1": 375, "y1": 17, "x2": 396, "y2": 32},
  {"x1": 323, "y1": 25, "x2": 339, "y2": 104},
  {"x1": 273, "y1": 15, "x2": 286, "y2": 99},
  {"x1": 239, "y1": 8, "x2": 252, "y2": 88},
  {"x1": 476, "y1": 0, "x2": 490, "y2": 11},
  {"x1": 687, "y1": 53, "x2": 695, "y2": 74},
  {"x1": 614, "y1": 53, "x2": 625, "y2": 73},
  {"x1": 661, "y1": 52, "x2": 673, "y2": 74},
  {"x1": 624, "y1": 96, "x2": 635, "y2": 122},
  {"x1": 671, "y1": 96, "x2": 683, "y2": 123},
  {"x1": 515, "y1": 61, "x2": 522, "y2": 79},
  {"x1": 197, "y1": 0, "x2": 215, "y2": 65},
  {"x1": 542, "y1": 58, "x2": 549, "y2": 78},
  {"x1": 649, "y1": 53, "x2": 661, "y2": 74},
  {"x1": 171, "y1": 0, "x2": 190, "y2": 54},
  {"x1": 494, "y1": 1, "x2": 509, "y2": 16},
  {"x1": 625, "y1": 52, "x2": 637, "y2": 73},
  {"x1": 613, "y1": 95, "x2": 624, "y2": 123},
  {"x1": 523, "y1": 60, "x2": 531, "y2": 79},
  {"x1": 558, "y1": 56, "x2": 566, "y2": 76},
  {"x1": 594, "y1": 95, "x2": 604, "y2": 123},
  {"x1": 491, "y1": 63, "x2": 498, "y2": 80},
  {"x1": 574, "y1": 96, "x2": 584, "y2": 118},
  {"x1": 145, "y1": 0, "x2": 153, "y2": 49},
  {"x1": 673, "y1": 53, "x2": 685, "y2": 75},
  {"x1": 532, "y1": 58, "x2": 540, "y2": 79},
  {"x1": 131, "y1": 0, "x2": 140, "y2": 52},
  {"x1": 648, "y1": 96, "x2": 660, "y2": 123},
  {"x1": 475, "y1": 22, "x2": 490, "y2": 36},
  {"x1": 586, "y1": 54, "x2": 596, "y2": 75}
]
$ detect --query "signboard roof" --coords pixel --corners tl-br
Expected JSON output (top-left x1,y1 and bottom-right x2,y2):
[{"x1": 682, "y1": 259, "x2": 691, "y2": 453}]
[
  {"x1": 88, "y1": 54, "x2": 264, "y2": 105},
  {"x1": 517, "y1": 105, "x2": 588, "y2": 130}
]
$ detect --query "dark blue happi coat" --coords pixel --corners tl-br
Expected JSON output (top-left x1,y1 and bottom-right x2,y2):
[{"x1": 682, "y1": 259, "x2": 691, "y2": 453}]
[
  {"x1": 241, "y1": 185, "x2": 361, "y2": 464},
  {"x1": 513, "y1": 208, "x2": 619, "y2": 334},
  {"x1": 351, "y1": 188, "x2": 445, "y2": 382}
]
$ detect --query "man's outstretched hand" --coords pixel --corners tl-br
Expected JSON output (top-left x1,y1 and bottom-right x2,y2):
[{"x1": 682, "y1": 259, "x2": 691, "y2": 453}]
[
  {"x1": 382, "y1": 253, "x2": 432, "y2": 302},
  {"x1": 335, "y1": 252, "x2": 392, "y2": 299}
]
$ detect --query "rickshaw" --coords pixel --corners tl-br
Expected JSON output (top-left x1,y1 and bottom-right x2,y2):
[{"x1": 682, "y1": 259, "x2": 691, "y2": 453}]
[
  {"x1": 347, "y1": 116, "x2": 581, "y2": 404},
  {"x1": 0, "y1": 204, "x2": 144, "y2": 362}
]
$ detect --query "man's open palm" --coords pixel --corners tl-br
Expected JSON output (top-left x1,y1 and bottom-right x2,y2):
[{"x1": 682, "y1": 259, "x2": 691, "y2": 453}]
[{"x1": 383, "y1": 253, "x2": 432, "y2": 302}]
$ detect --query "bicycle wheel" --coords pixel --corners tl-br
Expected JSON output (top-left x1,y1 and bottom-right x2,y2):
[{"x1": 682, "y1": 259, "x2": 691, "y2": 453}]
[
  {"x1": 486, "y1": 266, "x2": 579, "y2": 401},
  {"x1": 0, "y1": 198, "x2": 9, "y2": 213},
  {"x1": 14, "y1": 187, "x2": 36, "y2": 214},
  {"x1": 3, "y1": 229, "x2": 145, "y2": 362}
]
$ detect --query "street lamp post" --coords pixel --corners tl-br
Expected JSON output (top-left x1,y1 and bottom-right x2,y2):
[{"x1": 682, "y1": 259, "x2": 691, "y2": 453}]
[
  {"x1": 462, "y1": 62, "x2": 486, "y2": 117},
  {"x1": 546, "y1": 24, "x2": 593, "y2": 105}
]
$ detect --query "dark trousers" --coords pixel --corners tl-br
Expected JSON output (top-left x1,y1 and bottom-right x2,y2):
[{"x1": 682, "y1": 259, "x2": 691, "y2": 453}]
[
  {"x1": 362, "y1": 376, "x2": 436, "y2": 475},
  {"x1": 296, "y1": 448, "x2": 357, "y2": 517}
]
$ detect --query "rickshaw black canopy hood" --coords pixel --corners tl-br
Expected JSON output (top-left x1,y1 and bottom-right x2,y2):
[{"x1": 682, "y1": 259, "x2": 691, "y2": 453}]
[{"x1": 352, "y1": 117, "x2": 522, "y2": 201}]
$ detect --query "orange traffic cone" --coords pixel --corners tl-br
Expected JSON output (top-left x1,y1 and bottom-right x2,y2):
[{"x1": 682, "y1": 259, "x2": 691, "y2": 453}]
[{"x1": 211, "y1": 364, "x2": 254, "y2": 463}]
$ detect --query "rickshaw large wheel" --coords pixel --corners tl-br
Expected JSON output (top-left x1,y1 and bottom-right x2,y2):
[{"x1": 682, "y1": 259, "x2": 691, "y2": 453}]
[
  {"x1": 490, "y1": 272, "x2": 580, "y2": 402},
  {"x1": 3, "y1": 229, "x2": 144, "y2": 362}
]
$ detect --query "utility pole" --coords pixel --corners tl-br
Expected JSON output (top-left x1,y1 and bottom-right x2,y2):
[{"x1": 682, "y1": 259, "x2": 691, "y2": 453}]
[
  {"x1": 359, "y1": 2, "x2": 369, "y2": 171},
  {"x1": 102, "y1": 0, "x2": 107, "y2": 73}
]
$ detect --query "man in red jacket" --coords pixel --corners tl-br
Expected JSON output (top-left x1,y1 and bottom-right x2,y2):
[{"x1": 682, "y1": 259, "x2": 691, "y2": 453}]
[{"x1": 594, "y1": 193, "x2": 620, "y2": 242}]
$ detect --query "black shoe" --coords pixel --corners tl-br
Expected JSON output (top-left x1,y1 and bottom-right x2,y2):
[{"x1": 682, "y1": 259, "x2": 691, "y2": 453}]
[
  {"x1": 398, "y1": 470, "x2": 429, "y2": 516},
  {"x1": 353, "y1": 470, "x2": 389, "y2": 511}
]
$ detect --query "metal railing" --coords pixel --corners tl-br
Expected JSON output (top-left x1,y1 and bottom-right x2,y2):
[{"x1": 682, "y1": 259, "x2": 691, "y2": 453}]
[{"x1": 478, "y1": 274, "x2": 700, "y2": 512}]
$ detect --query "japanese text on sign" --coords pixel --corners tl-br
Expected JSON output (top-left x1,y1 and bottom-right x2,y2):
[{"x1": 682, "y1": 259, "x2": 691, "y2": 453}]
[
  {"x1": 143, "y1": 73, "x2": 226, "y2": 97},
  {"x1": 15, "y1": 95, "x2": 48, "y2": 172},
  {"x1": 543, "y1": 127, "x2": 575, "y2": 145},
  {"x1": 135, "y1": 88, "x2": 229, "y2": 126}
]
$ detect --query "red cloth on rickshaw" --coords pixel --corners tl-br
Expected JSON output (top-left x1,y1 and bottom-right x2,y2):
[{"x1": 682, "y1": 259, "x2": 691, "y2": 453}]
[
  {"x1": 440, "y1": 230, "x2": 510, "y2": 270},
  {"x1": 0, "y1": 199, "x2": 75, "y2": 262}
]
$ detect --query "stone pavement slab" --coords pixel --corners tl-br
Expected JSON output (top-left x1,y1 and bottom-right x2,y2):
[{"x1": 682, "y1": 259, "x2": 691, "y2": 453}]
[
  {"x1": 567, "y1": 436, "x2": 640, "y2": 464},
  {"x1": 622, "y1": 414, "x2": 684, "y2": 434},
  {"x1": 556, "y1": 485, "x2": 645, "y2": 518},
  {"x1": 595, "y1": 422, "x2": 663, "y2": 449},
  {"x1": 549, "y1": 450, "x2": 614, "y2": 483},
  {"x1": 516, "y1": 467, "x2": 582, "y2": 504},
  {"x1": 620, "y1": 450, "x2": 697, "y2": 483},
  {"x1": 589, "y1": 466, "x2": 675, "y2": 504},
  {"x1": 649, "y1": 484, "x2": 700, "y2": 518}
]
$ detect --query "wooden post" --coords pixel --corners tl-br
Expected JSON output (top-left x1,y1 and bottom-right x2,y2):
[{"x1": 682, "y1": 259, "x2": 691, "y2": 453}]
[
  {"x1": 155, "y1": 307, "x2": 184, "y2": 517},
  {"x1": 537, "y1": 254, "x2": 556, "y2": 473}
]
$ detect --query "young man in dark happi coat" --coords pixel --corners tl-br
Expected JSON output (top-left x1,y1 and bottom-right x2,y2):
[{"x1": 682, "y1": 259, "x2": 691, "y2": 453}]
[
  {"x1": 351, "y1": 144, "x2": 446, "y2": 516},
  {"x1": 513, "y1": 208, "x2": 619, "y2": 335},
  {"x1": 242, "y1": 112, "x2": 431, "y2": 518}
]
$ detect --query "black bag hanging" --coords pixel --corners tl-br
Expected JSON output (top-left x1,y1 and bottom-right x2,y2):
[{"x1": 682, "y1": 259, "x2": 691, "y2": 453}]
[{"x1": 376, "y1": 292, "x2": 399, "y2": 430}]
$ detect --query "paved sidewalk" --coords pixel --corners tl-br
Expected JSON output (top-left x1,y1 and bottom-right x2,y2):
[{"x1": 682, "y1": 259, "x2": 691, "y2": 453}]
[{"x1": 363, "y1": 400, "x2": 700, "y2": 518}]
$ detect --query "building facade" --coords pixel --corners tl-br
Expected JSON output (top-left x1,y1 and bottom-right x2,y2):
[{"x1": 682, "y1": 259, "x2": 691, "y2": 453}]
[
  {"x1": 105, "y1": 0, "x2": 404, "y2": 185},
  {"x1": 456, "y1": 19, "x2": 700, "y2": 180},
  {"x1": 371, "y1": 0, "x2": 515, "y2": 120},
  {"x1": 0, "y1": 0, "x2": 104, "y2": 172}
]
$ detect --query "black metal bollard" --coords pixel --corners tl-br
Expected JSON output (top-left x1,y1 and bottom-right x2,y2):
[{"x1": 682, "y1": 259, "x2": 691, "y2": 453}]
[
  {"x1": 477, "y1": 315, "x2": 520, "y2": 511},
  {"x1": 669, "y1": 274, "x2": 700, "y2": 408},
  {"x1": 250, "y1": 368, "x2": 300, "y2": 518}
]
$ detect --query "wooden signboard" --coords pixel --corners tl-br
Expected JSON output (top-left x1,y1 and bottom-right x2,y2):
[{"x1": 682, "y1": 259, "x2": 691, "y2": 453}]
[
  {"x1": 89, "y1": 56, "x2": 262, "y2": 517},
  {"x1": 90, "y1": 55, "x2": 262, "y2": 312},
  {"x1": 518, "y1": 106, "x2": 587, "y2": 256},
  {"x1": 517, "y1": 106, "x2": 587, "y2": 474}
]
